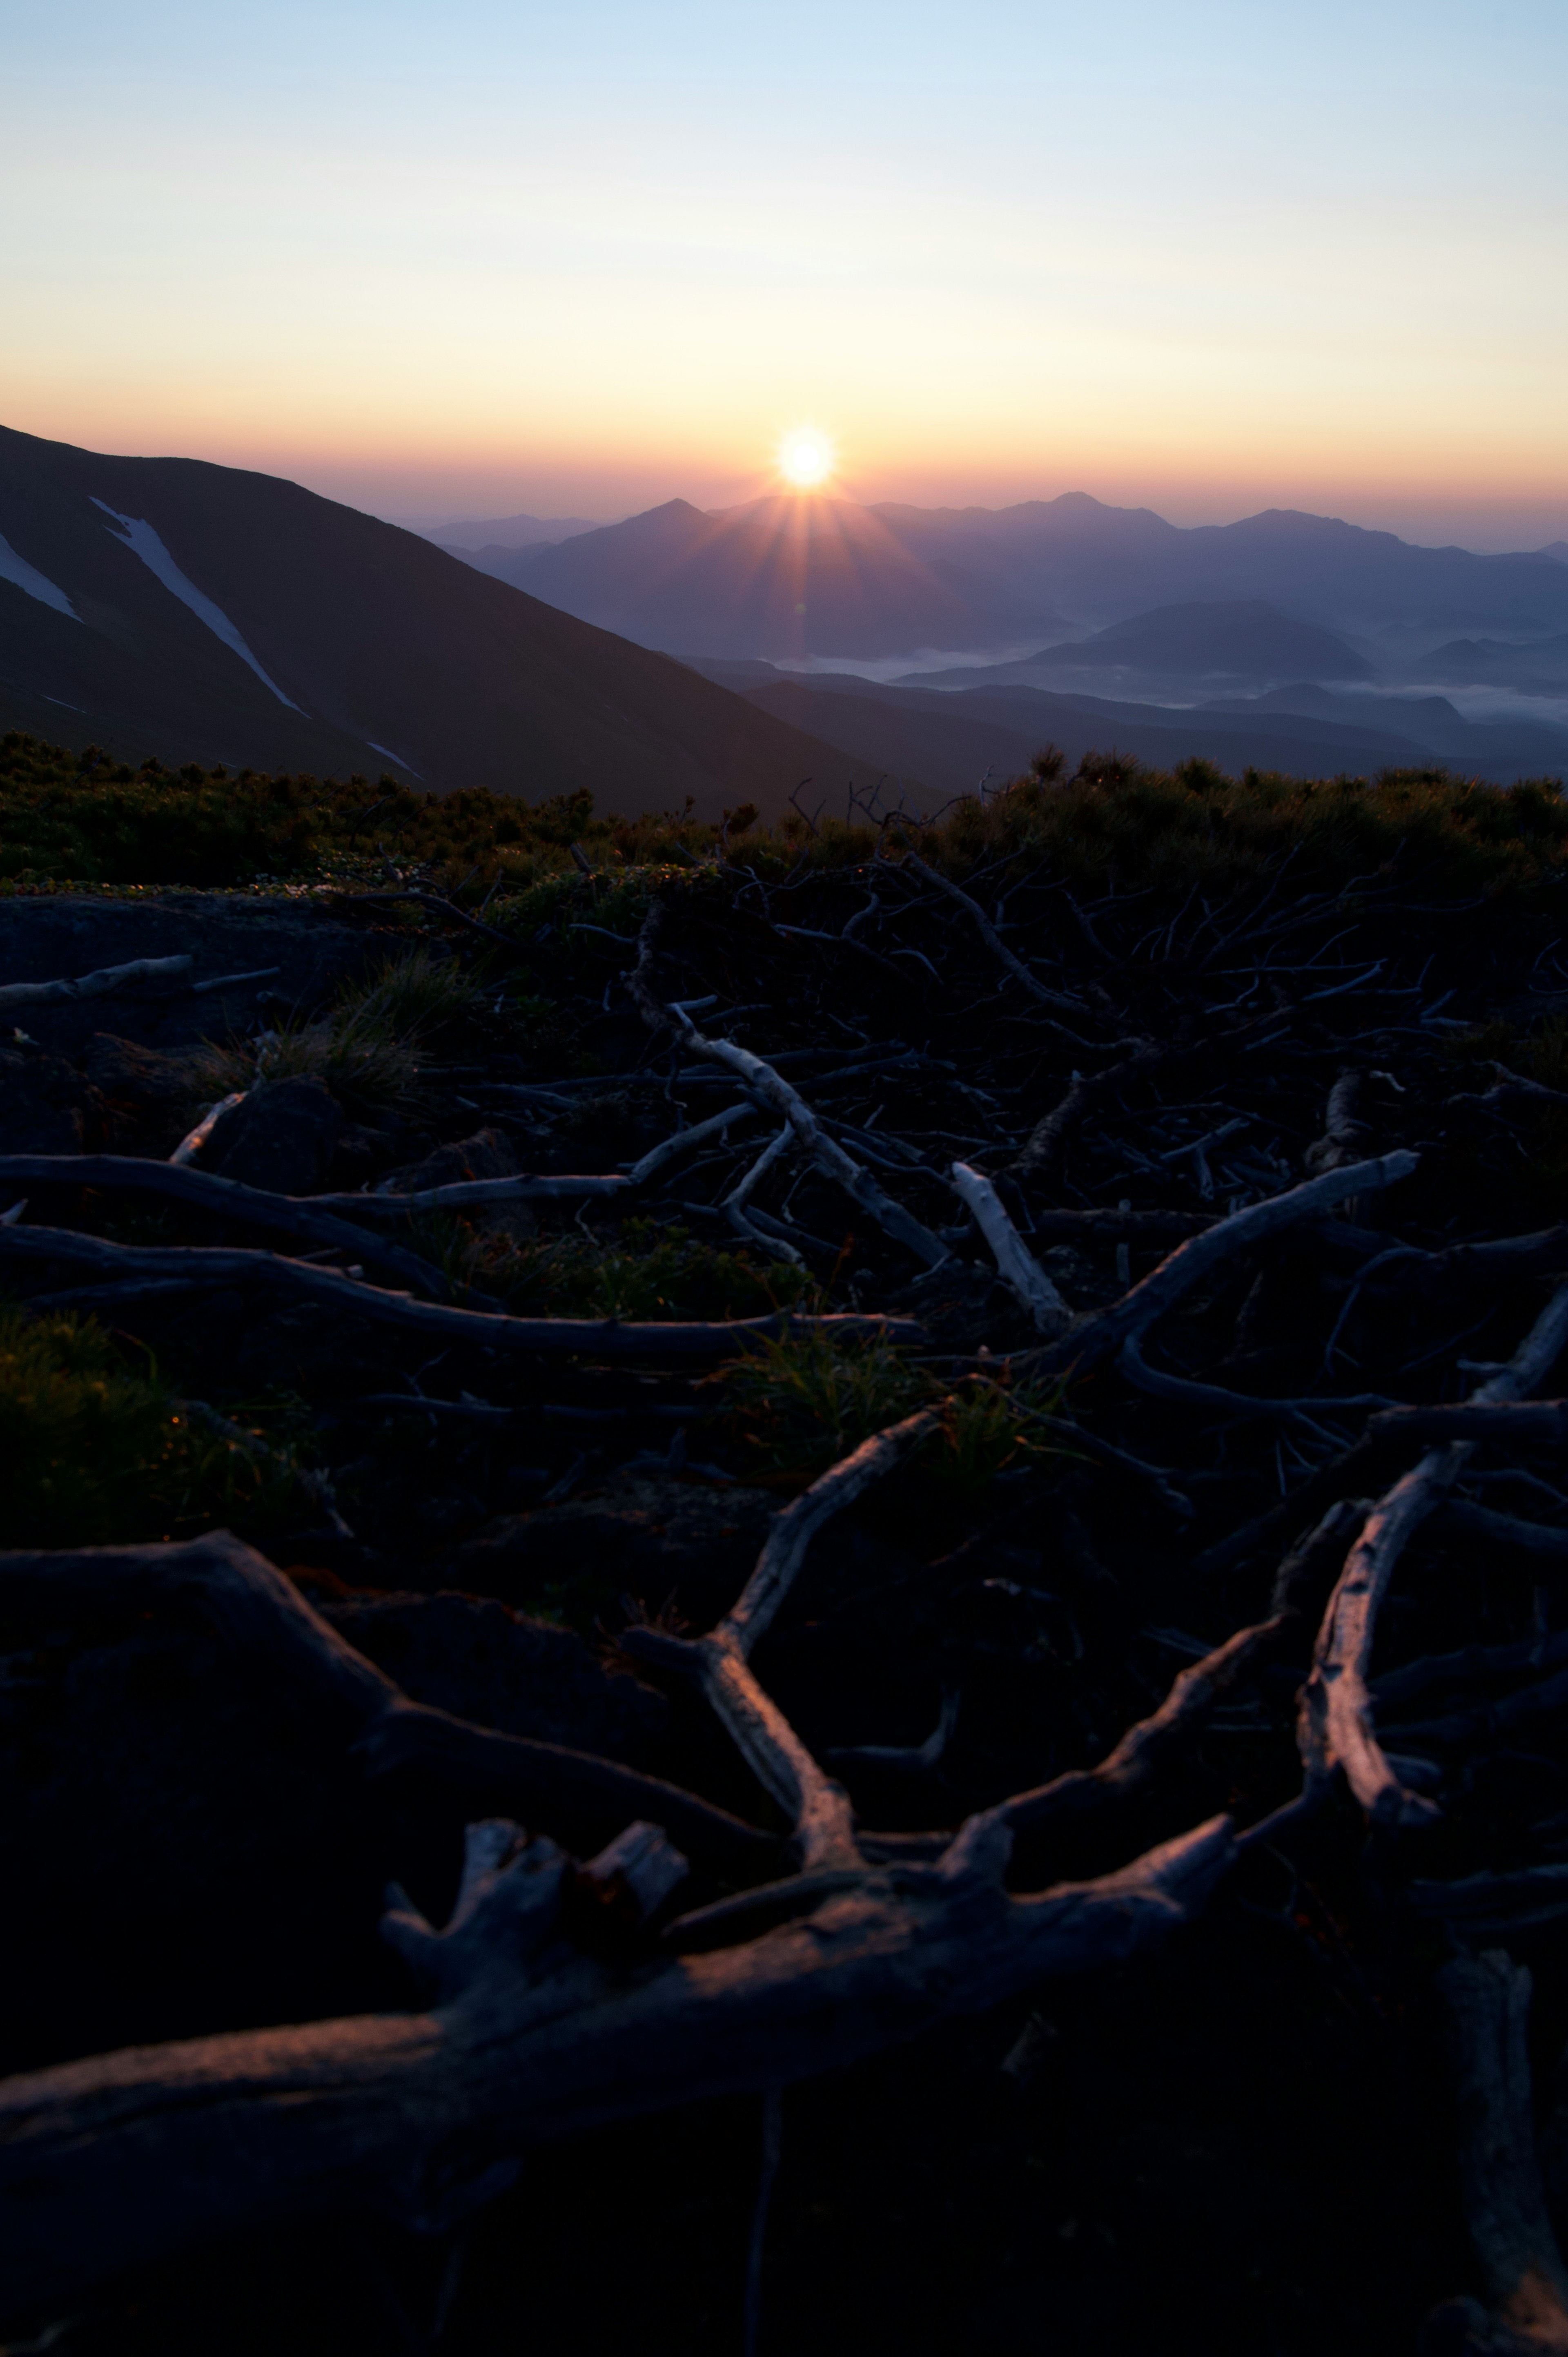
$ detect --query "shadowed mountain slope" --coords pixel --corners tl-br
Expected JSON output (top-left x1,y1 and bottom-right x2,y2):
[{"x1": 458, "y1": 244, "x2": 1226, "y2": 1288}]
[{"x1": 0, "y1": 428, "x2": 853, "y2": 820}]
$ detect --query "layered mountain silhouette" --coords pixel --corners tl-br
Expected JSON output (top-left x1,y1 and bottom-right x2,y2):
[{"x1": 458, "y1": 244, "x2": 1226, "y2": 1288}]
[
  {"x1": 1415, "y1": 633, "x2": 1568, "y2": 691},
  {"x1": 473, "y1": 497, "x2": 1040, "y2": 660},
  {"x1": 488, "y1": 491, "x2": 1568, "y2": 659},
  {"x1": 686, "y1": 657, "x2": 1568, "y2": 796},
  {"x1": 911, "y1": 601, "x2": 1371, "y2": 690},
  {"x1": 0, "y1": 428, "x2": 853, "y2": 818},
  {"x1": 6, "y1": 426, "x2": 1565, "y2": 810},
  {"x1": 421, "y1": 512, "x2": 602, "y2": 552}
]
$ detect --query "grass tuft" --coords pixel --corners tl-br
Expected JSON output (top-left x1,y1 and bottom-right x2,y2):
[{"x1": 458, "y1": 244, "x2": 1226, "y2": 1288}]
[{"x1": 0, "y1": 1302, "x2": 305, "y2": 1547}]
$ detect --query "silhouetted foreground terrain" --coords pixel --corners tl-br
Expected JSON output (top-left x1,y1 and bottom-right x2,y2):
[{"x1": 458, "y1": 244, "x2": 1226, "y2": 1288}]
[{"x1": 8, "y1": 736, "x2": 1568, "y2": 2354}]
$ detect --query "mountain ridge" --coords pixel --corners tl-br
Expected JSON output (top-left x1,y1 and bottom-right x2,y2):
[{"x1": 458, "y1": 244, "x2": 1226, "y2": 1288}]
[
  {"x1": 490, "y1": 490, "x2": 1568, "y2": 659},
  {"x1": 0, "y1": 428, "x2": 857, "y2": 820}
]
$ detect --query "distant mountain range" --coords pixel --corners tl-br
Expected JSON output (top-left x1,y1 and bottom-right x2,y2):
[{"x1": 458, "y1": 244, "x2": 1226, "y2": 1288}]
[
  {"x1": 684, "y1": 654, "x2": 1568, "y2": 797},
  {"x1": 0, "y1": 429, "x2": 851, "y2": 818},
  {"x1": 416, "y1": 512, "x2": 604, "y2": 552},
  {"x1": 458, "y1": 491, "x2": 1568, "y2": 662},
  {"x1": 4, "y1": 430, "x2": 1564, "y2": 808}
]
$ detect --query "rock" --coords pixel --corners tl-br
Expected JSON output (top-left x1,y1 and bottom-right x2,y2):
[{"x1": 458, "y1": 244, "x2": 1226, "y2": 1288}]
[
  {"x1": 81, "y1": 1032, "x2": 198, "y2": 1152},
  {"x1": 379, "y1": 1125, "x2": 535, "y2": 1236},
  {"x1": 885, "y1": 1259, "x2": 1034, "y2": 1355},
  {"x1": 0, "y1": 1046, "x2": 105, "y2": 1153},
  {"x1": 317, "y1": 1590, "x2": 667, "y2": 1756},
  {"x1": 195, "y1": 1074, "x2": 343, "y2": 1193},
  {"x1": 449, "y1": 1478, "x2": 779, "y2": 1633},
  {"x1": 0, "y1": 893, "x2": 387, "y2": 1063},
  {"x1": 381, "y1": 1125, "x2": 518, "y2": 1191}
]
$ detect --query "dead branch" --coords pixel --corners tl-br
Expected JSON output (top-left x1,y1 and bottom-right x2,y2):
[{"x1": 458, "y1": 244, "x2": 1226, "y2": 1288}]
[
  {"x1": 0, "y1": 1153, "x2": 448, "y2": 1298},
  {"x1": 950, "y1": 1161, "x2": 1071, "y2": 1337},
  {"x1": 310, "y1": 1105, "x2": 765, "y2": 1220},
  {"x1": 887, "y1": 839, "x2": 1090, "y2": 1017},
  {"x1": 721, "y1": 1123, "x2": 803, "y2": 1264},
  {"x1": 0, "y1": 1460, "x2": 1236, "y2": 2315},
  {"x1": 0, "y1": 1534, "x2": 775, "y2": 1878},
  {"x1": 626, "y1": 903, "x2": 950, "y2": 1267},
  {"x1": 1015, "y1": 1040, "x2": 1166, "y2": 1184},
  {"x1": 1029, "y1": 1150, "x2": 1419, "y2": 1382},
  {"x1": 1003, "y1": 1501, "x2": 1364, "y2": 1844},
  {"x1": 1299, "y1": 1283, "x2": 1568, "y2": 1830},
  {"x1": 0, "y1": 954, "x2": 192, "y2": 1009},
  {"x1": 626, "y1": 1403, "x2": 950, "y2": 1870},
  {"x1": 1116, "y1": 1329, "x2": 1396, "y2": 1421},
  {"x1": 1439, "y1": 1498, "x2": 1568, "y2": 1558},
  {"x1": 1434, "y1": 1950, "x2": 1568, "y2": 2352},
  {"x1": 1370, "y1": 1403, "x2": 1568, "y2": 1450},
  {"x1": 0, "y1": 1224, "x2": 925, "y2": 1363},
  {"x1": 1371, "y1": 1629, "x2": 1568, "y2": 1718},
  {"x1": 1303, "y1": 1069, "x2": 1372, "y2": 1173},
  {"x1": 0, "y1": 1802, "x2": 1234, "y2": 2315}
]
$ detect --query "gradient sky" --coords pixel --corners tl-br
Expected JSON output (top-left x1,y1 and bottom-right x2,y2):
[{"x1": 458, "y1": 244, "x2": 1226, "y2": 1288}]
[{"x1": 3, "y1": 0, "x2": 1566, "y2": 548}]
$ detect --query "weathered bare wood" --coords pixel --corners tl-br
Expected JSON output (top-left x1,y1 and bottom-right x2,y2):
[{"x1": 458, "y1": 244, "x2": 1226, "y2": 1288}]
[
  {"x1": 169, "y1": 1090, "x2": 246, "y2": 1164},
  {"x1": 1016, "y1": 1040, "x2": 1166, "y2": 1182},
  {"x1": 0, "y1": 1802, "x2": 1236, "y2": 2312},
  {"x1": 1003, "y1": 1501, "x2": 1364, "y2": 1842},
  {"x1": 950, "y1": 1162, "x2": 1071, "y2": 1336},
  {"x1": 0, "y1": 1153, "x2": 448, "y2": 1298},
  {"x1": 0, "y1": 953, "x2": 192, "y2": 1009},
  {"x1": 1372, "y1": 1402, "x2": 1568, "y2": 1451},
  {"x1": 1300, "y1": 1283, "x2": 1568, "y2": 1830},
  {"x1": 1411, "y1": 1866, "x2": 1568, "y2": 1934},
  {"x1": 1448, "y1": 1064, "x2": 1568, "y2": 1112},
  {"x1": 1436, "y1": 1951, "x2": 1568, "y2": 2351},
  {"x1": 887, "y1": 838, "x2": 1090, "y2": 1017},
  {"x1": 1371, "y1": 1628, "x2": 1568, "y2": 1716},
  {"x1": 626, "y1": 901, "x2": 951, "y2": 1268},
  {"x1": 1025, "y1": 1206, "x2": 1215, "y2": 1244},
  {"x1": 0, "y1": 1534, "x2": 775, "y2": 1871},
  {"x1": 189, "y1": 964, "x2": 282, "y2": 996},
  {"x1": 310, "y1": 1106, "x2": 764, "y2": 1220},
  {"x1": 0, "y1": 1224, "x2": 924, "y2": 1363},
  {"x1": 722, "y1": 1402, "x2": 946, "y2": 1661},
  {"x1": 626, "y1": 1403, "x2": 950, "y2": 1870},
  {"x1": 1029, "y1": 1150, "x2": 1420, "y2": 1382},
  {"x1": 721, "y1": 1123, "x2": 802, "y2": 1263},
  {"x1": 1439, "y1": 1498, "x2": 1568, "y2": 1558},
  {"x1": 1116, "y1": 1329, "x2": 1395, "y2": 1420},
  {"x1": 1303, "y1": 1069, "x2": 1371, "y2": 1173},
  {"x1": 1372, "y1": 1663, "x2": 1568, "y2": 1757}
]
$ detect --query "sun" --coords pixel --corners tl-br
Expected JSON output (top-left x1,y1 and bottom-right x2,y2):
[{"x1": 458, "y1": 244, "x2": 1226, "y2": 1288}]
[{"x1": 779, "y1": 431, "x2": 833, "y2": 489}]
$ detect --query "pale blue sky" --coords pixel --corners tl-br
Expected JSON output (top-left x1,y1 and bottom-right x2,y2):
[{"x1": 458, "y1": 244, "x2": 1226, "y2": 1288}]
[{"x1": 3, "y1": 0, "x2": 1564, "y2": 543}]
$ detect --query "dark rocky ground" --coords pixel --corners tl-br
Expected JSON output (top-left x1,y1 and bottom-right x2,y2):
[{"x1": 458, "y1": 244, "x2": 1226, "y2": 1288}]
[{"x1": 5, "y1": 854, "x2": 1568, "y2": 2355}]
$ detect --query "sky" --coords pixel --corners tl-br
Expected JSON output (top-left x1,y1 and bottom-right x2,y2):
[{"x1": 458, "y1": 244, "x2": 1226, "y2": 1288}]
[{"x1": 2, "y1": 0, "x2": 1566, "y2": 550}]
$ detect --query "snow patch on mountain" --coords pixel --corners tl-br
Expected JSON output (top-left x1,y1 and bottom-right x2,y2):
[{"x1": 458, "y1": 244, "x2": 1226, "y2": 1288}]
[
  {"x1": 91, "y1": 500, "x2": 301, "y2": 709},
  {"x1": 0, "y1": 534, "x2": 78, "y2": 619},
  {"x1": 366, "y1": 741, "x2": 422, "y2": 776}
]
